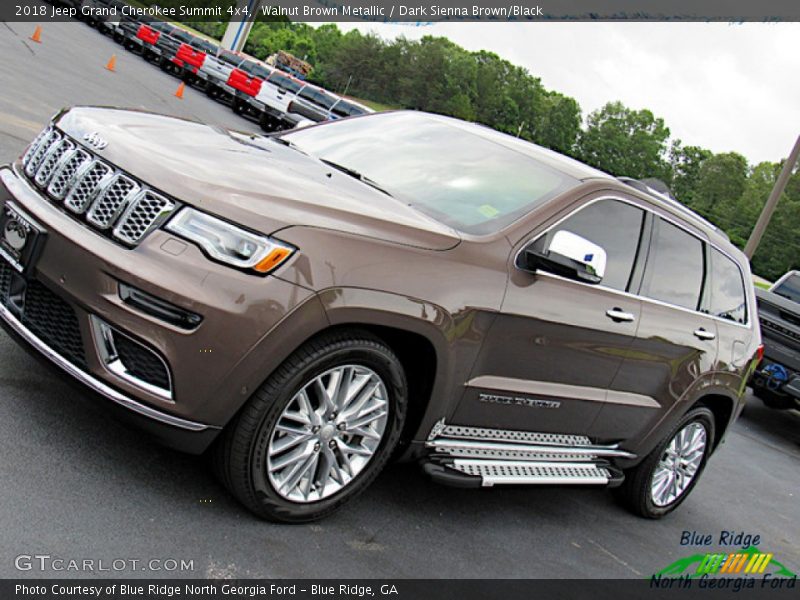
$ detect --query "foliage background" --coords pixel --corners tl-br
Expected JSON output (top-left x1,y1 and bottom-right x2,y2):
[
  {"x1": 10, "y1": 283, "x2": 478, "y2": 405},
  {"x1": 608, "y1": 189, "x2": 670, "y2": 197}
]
[{"x1": 156, "y1": 8, "x2": 799, "y2": 281}]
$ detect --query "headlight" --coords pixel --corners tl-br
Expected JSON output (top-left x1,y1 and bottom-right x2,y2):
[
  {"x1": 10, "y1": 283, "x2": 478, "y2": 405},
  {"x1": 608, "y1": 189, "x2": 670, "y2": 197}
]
[{"x1": 165, "y1": 208, "x2": 294, "y2": 274}]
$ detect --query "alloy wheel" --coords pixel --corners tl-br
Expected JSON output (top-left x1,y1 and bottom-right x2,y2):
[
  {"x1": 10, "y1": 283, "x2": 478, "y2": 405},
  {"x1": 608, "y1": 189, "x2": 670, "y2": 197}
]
[
  {"x1": 267, "y1": 365, "x2": 389, "y2": 503},
  {"x1": 650, "y1": 421, "x2": 708, "y2": 507}
]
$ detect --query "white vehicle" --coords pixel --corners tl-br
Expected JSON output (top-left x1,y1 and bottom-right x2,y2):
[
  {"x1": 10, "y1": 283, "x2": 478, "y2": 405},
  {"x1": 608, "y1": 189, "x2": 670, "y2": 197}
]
[
  {"x1": 235, "y1": 70, "x2": 307, "y2": 131},
  {"x1": 284, "y1": 88, "x2": 373, "y2": 130}
]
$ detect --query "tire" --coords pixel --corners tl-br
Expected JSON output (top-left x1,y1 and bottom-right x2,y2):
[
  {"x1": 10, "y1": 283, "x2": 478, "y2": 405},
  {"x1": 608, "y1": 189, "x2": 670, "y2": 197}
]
[
  {"x1": 212, "y1": 330, "x2": 408, "y2": 523},
  {"x1": 232, "y1": 99, "x2": 246, "y2": 115},
  {"x1": 613, "y1": 406, "x2": 715, "y2": 518},
  {"x1": 259, "y1": 114, "x2": 279, "y2": 133}
]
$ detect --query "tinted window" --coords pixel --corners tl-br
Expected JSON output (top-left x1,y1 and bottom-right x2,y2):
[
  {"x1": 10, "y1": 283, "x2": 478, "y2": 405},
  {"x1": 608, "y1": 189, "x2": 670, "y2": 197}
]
[
  {"x1": 267, "y1": 72, "x2": 302, "y2": 93},
  {"x1": 172, "y1": 30, "x2": 193, "y2": 43},
  {"x1": 218, "y1": 51, "x2": 240, "y2": 66},
  {"x1": 772, "y1": 272, "x2": 800, "y2": 304},
  {"x1": 643, "y1": 219, "x2": 705, "y2": 310},
  {"x1": 299, "y1": 88, "x2": 337, "y2": 109},
  {"x1": 543, "y1": 200, "x2": 644, "y2": 291},
  {"x1": 283, "y1": 112, "x2": 577, "y2": 235},
  {"x1": 332, "y1": 101, "x2": 368, "y2": 118},
  {"x1": 708, "y1": 249, "x2": 748, "y2": 324}
]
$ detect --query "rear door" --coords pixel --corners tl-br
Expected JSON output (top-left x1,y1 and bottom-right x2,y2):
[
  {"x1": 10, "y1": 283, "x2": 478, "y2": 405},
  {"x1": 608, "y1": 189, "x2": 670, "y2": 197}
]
[
  {"x1": 590, "y1": 216, "x2": 718, "y2": 441},
  {"x1": 454, "y1": 196, "x2": 647, "y2": 433}
]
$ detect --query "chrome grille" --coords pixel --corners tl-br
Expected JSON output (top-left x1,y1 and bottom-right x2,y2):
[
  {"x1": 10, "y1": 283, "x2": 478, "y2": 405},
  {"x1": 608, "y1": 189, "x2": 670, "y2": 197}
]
[
  {"x1": 86, "y1": 174, "x2": 139, "y2": 229},
  {"x1": 24, "y1": 128, "x2": 60, "y2": 177},
  {"x1": 114, "y1": 191, "x2": 175, "y2": 246},
  {"x1": 47, "y1": 148, "x2": 91, "y2": 199},
  {"x1": 65, "y1": 161, "x2": 112, "y2": 213},
  {"x1": 21, "y1": 126, "x2": 177, "y2": 246},
  {"x1": 34, "y1": 138, "x2": 74, "y2": 187}
]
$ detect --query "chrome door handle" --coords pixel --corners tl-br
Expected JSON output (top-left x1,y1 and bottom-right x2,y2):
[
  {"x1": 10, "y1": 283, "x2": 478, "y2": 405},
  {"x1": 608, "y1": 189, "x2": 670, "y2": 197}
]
[
  {"x1": 606, "y1": 308, "x2": 635, "y2": 323},
  {"x1": 693, "y1": 328, "x2": 716, "y2": 341}
]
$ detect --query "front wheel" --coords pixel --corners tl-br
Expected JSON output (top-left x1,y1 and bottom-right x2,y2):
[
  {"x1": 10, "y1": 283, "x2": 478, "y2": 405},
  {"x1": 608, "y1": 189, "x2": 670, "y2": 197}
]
[
  {"x1": 212, "y1": 330, "x2": 408, "y2": 522},
  {"x1": 613, "y1": 406, "x2": 715, "y2": 518}
]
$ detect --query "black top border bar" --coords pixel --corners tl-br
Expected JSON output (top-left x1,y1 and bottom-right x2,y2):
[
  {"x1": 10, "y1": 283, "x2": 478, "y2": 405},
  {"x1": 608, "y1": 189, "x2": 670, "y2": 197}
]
[{"x1": 6, "y1": 0, "x2": 800, "y2": 22}]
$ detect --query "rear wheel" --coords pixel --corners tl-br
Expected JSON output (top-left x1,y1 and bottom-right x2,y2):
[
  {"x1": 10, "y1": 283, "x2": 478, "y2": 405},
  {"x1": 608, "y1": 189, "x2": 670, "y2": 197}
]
[
  {"x1": 213, "y1": 330, "x2": 407, "y2": 522},
  {"x1": 614, "y1": 406, "x2": 715, "y2": 518}
]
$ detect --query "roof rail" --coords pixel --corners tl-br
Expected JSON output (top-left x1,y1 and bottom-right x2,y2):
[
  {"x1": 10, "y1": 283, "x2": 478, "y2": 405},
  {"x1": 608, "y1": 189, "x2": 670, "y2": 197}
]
[{"x1": 617, "y1": 177, "x2": 726, "y2": 238}]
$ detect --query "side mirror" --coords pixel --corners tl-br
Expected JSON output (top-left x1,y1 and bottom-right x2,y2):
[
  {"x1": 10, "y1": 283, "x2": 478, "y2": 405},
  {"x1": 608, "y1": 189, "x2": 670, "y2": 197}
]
[{"x1": 518, "y1": 230, "x2": 606, "y2": 284}]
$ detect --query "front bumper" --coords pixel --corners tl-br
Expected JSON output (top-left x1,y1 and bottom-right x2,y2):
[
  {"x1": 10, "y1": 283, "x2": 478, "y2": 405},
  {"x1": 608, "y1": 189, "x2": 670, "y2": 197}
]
[{"x1": 0, "y1": 164, "x2": 319, "y2": 452}]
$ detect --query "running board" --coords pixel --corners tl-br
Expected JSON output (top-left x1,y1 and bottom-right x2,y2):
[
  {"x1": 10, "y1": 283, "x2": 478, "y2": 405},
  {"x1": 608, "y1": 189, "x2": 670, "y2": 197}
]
[
  {"x1": 423, "y1": 421, "x2": 632, "y2": 488},
  {"x1": 451, "y1": 460, "x2": 612, "y2": 487},
  {"x1": 426, "y1": 423, "x2": 636, "y2": 462}
]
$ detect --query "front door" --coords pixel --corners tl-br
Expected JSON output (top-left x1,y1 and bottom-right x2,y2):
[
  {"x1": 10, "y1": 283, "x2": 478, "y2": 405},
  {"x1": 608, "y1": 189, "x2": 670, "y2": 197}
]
[{"x1": 452, "y1": 197, "x2": 648, "y2": 433}]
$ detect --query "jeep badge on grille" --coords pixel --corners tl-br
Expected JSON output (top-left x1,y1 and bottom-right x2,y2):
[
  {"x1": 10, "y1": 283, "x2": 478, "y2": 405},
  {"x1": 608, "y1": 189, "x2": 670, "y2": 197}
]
[{"x1": 83, "y1": 132, "x2": 108, "y2": 150}]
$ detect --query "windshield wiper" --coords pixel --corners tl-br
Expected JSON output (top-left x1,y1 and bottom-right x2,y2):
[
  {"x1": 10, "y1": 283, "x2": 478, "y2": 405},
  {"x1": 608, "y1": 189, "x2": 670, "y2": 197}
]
[
  {"x1": 319, "y1": 159, "x2": 394, "y2": 197},
  {"x1": 268, "y1": 135, "x2": 308, "y2": 154}
]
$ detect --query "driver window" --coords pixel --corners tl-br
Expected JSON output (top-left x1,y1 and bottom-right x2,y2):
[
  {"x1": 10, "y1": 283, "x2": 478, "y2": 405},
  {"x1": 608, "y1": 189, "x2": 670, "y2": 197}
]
[{"x1": 541, "y1": 199, "x2": 645, "y2": 291}]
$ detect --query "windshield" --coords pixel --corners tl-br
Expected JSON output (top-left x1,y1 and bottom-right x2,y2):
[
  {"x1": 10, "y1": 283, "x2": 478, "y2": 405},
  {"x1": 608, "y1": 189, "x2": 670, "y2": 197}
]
[
  {"x1": 772, "y1": 273, "x2": 800, "y2": 304},
  {"x1": 283, "y1": 112, "x2": 577, "y2": 234}
]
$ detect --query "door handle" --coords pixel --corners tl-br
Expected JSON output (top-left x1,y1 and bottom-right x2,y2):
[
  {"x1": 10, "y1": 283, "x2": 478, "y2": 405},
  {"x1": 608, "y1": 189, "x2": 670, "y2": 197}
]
[
  {"x1": 606, "y1": 308, "x2": 635, "y2": 323},
  {"x1": 693, "y1": 328, "x2": 716, "y2": 341}
]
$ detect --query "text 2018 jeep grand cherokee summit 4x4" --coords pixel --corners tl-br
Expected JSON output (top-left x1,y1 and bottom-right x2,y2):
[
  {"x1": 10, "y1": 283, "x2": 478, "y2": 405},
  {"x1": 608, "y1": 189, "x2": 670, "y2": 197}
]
[{"x1": 0, "y1": 109, "x2": 761, "y2": 522}]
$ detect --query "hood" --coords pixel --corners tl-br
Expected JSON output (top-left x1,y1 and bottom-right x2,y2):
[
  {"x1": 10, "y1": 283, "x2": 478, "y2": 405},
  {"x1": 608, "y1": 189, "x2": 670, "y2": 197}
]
[{"x1": 55, "y1": 107, "x2": 461, "y2": 251}]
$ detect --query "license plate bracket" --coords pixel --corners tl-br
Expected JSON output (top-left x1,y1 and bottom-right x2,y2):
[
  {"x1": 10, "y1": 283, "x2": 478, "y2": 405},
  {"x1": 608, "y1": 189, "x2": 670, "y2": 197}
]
[{"x1": 0, "y1": 202, "x2": 47, "y2": 278}]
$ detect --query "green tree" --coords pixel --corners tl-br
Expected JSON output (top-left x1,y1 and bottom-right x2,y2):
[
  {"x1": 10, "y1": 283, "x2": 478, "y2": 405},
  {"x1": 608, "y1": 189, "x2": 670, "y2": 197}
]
[
  {"x1": 669, "y1": 141, "x2": 712, "y2": 206},
  {"x1": 577, "y1": 101, "x2": 671, "y2": 180},
  {"x1": 693, "y1": 152, "x2": 749, "y2": 221}
]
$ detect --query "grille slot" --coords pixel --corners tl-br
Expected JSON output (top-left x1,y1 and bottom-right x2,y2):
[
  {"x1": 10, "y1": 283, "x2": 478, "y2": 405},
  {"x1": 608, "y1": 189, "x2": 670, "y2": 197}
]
[
  {"x1": 65, "y1": 161, "x2": 113, "y2": 213},
  {"x1": 86, "y1": 174, "x2": 138, "y2": 229},
  {"x1": 48, "y1": 148, "x2": 91, "y2": 199},
  {"x1": 34, "y1": 137, "x2": 73, "y2": 187},
  {"x1": 24, "y1": 128, "x2": 59, "y2": 177},
  {"x1": 114, "y1": 191, "x2": 175, "y2": 245},
  {"x1": 21, "y1": 126, "x2": 178, "y2": 247}
]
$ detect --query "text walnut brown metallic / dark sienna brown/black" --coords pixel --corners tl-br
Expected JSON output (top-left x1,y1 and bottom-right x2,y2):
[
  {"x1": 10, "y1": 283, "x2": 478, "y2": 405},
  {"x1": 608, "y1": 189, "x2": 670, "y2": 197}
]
[{"x1": 0, "y1": 108, "x2": 762, "y2": 522}]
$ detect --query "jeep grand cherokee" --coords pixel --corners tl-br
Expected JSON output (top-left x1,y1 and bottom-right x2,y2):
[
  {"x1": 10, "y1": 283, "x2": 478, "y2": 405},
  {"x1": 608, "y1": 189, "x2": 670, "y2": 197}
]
[{"x1": 0, "y1": 108, "x2": 762, "y2": 522}]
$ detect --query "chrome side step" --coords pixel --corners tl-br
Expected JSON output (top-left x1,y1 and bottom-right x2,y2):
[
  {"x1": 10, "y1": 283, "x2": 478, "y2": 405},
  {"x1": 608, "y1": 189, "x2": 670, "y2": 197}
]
[
  {"x1": 451, "y1": 460, "x2": 611, "y2": 487},
  {"x1": 423, "y1": 421, "x2": 633, "y2": 488},
  {"x1": 428, "y1": 438, "x2": 635, "y2": 461}
]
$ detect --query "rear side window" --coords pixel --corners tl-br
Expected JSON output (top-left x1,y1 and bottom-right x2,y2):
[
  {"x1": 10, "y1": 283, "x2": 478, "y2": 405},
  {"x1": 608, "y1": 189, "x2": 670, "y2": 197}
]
[
  {"x1": 332, "y1": 101, "x2": 368, "y2": 118},
  {"x1": 543, "y1": 199, "x2": 645, "y2": 292},
  {"x1": 642, "y1": 219, "x2": 705, "y2": 310},
  {"x1": 299, "y1": 88, "x2": 337, "y2": 109},
  {"x1": 707, "y1": 249, "x2": 748, "y2": 324}
]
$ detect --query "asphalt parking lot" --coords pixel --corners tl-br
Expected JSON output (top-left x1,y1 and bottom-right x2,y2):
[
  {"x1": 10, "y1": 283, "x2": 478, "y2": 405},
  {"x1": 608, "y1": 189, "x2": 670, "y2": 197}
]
[{"x1": 0, "y1": 18, "x2": 799, "y2": 580}]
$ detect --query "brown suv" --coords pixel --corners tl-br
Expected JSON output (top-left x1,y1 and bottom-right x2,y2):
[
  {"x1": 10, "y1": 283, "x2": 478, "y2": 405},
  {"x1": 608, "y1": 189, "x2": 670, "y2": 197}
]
[{"x1": 0, "y1": 108, "x2": 761, "y2": 522}]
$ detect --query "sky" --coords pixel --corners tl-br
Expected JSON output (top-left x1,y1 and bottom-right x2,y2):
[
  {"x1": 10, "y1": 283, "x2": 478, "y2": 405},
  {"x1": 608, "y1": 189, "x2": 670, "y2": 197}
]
[{"x1": 324, "y1": 21, "x2": 800, "y2": 165}]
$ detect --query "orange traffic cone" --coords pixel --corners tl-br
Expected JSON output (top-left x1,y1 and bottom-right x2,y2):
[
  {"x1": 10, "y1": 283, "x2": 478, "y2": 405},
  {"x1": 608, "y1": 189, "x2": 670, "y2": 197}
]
[
  {"x1": 174, "y1": 82, "x2": 185, "y2": 99},
  {"x1": 30, "y1": 26, "x2": 42, "y2": 43},
  {"x1": 105, "y1": 54, "x2": 117, "y2": 72}
]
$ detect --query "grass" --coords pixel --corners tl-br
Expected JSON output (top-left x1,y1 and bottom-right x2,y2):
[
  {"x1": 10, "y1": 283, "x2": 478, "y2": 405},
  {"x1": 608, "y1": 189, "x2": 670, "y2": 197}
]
[{"x1": 754, "y1": 281, "x2": 771, "y2": 290}]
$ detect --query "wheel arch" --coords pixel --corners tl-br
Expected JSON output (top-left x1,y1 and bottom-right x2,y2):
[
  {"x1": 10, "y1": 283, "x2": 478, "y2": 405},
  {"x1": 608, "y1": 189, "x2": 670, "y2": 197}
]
[{"x1": 693, "y1": 392, "x2": 737, "y2": 450}]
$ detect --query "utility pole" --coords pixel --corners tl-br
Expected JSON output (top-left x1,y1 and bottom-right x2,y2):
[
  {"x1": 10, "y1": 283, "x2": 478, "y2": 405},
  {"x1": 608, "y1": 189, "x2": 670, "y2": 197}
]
[
  {"x1": 744, "y1": 135, "x2": 800, "y2": 259},
  {"x1": 221, "y1": 0, "x2": 263, "y2": 53}
]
